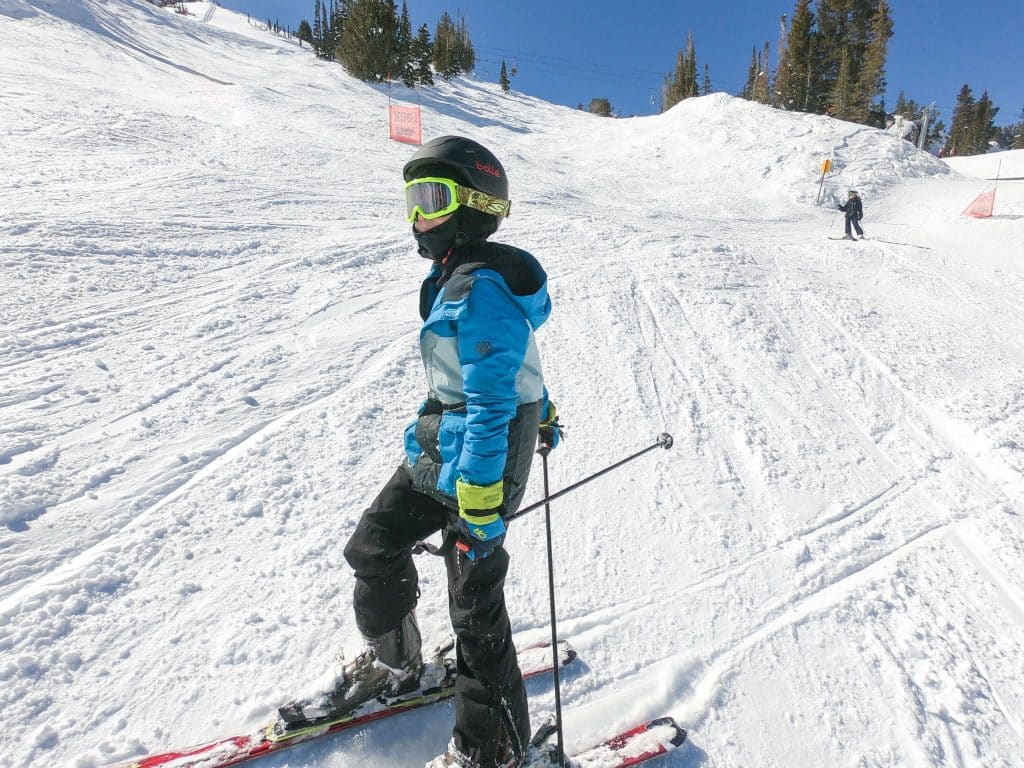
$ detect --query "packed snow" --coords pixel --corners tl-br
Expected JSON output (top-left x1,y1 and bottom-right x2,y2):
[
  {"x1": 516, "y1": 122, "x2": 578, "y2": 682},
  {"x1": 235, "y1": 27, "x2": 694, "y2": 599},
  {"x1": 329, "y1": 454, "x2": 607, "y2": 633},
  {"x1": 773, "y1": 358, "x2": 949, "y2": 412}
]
[{"x1": 2, "y1": 1, "x2": 1023, "y2": 767}]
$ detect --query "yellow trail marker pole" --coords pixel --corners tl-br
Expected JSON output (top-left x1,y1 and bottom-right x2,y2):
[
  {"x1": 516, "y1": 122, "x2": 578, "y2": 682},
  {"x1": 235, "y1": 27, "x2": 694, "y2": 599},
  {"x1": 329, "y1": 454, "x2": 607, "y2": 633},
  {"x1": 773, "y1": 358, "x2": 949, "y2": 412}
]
[{"x1": 816, "y1": 158, "x2": 833, "y2": 205}]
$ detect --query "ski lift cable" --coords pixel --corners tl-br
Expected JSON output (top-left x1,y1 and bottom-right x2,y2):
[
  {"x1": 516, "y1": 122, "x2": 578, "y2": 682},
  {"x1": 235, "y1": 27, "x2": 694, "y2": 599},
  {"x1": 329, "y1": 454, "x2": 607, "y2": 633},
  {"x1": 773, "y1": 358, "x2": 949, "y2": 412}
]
[
  {"x1": 473, "y1": 56, "x2": 669, "y2": 90},
  {"x1": 475, "y1": 44, "x2": 670, "y2": 78},
  {"x1": 472, "y1": 52, "x2": 649, "y2": 82},
  {"x1": 474, "y1": 55, "x2": 750, "y2": 93},
  {"x1": 480, "y1": 49, "x2": 969, "y2": 116},
  {"x1": 475, "y1": 59, "x2": 650, "y2": 84}
]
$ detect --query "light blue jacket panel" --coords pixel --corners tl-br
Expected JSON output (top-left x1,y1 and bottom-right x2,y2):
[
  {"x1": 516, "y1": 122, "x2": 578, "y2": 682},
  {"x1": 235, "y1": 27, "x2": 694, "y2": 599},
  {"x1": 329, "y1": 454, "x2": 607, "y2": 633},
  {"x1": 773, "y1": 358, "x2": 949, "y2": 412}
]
[{"x1": 404, "y1": 243, "x2": 550, "y2": 505}]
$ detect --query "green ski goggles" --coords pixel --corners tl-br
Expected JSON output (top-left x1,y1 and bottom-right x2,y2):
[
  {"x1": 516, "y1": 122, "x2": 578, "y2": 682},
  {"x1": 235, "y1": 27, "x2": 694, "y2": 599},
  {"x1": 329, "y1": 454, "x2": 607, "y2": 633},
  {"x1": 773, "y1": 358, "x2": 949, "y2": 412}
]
[{"x1": 404, "y1": 177, "x2": 511, "y2": 223}]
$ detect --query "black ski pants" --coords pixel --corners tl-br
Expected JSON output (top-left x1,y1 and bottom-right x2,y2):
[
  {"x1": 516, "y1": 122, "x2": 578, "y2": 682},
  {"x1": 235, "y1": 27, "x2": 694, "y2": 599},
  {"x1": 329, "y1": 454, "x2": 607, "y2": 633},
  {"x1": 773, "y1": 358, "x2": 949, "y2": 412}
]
[
  {"x1": 344, "y1": 464, "x2": 530, "y2": 767},
  {"x1": 845, "y1": 215, "x2": 864, "y2": 237}
]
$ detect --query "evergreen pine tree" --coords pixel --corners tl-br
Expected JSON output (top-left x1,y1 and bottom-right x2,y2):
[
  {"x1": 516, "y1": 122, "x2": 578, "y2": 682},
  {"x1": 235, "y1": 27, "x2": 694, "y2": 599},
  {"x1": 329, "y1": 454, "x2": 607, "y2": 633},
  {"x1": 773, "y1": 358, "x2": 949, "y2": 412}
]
[
  {"x1": 499, "y1": 60, "x2": 510, "y2": 92},
  {"x1": 331, "y1": 1, "x2": 349, "y2": 62},
  {"x1": 433, "y1": 12, "x2": 458, "y2": 80},
  {"x1": 320, "y1": 1, "x2": 331, "y2": 58},
  {"x1": 851, "y1": 0, "x2": 893, "y2": 123},
  {"x1": 944, "y1": 84, "x2": 975, "y2": 156},
  {"x1": 588, "y1": 98, "x2": 613, "y2": 117},
  {"x1": 1015, "y1": 107, "x2": 1024, "y2": 149},
  {"x1": 662, "y1": 51, "x2": 685, "y2": 111},
  {"x1": 893, "y1": 90, "x2": 910, "y2": 118},
  {"x1": 701, "y1": 63, "x2": 712, "y2": 95},
  {"x1": 661, "y1": 31, "x2": 700, "y2": 111},
  {"x1": 774, "y1": 13, "x2": 789, "y2": 107},
  {"x1": 814, "y1": 0, "x2": 844, "y2": 109},
  {"x1": 776, "y1": 0, "x2": 815, "y2": 111},
  {"x1": 337, "y1": 0, "x2": 398, "y2": 82},
  {"x1": 324, "y1": 0, "x2": 332, "y2": 50},
  {"x1": 298, "y1": 19, "x2": 313, "y2": 47},
  {"x1": 829, "y1": 47, "x2": 853, "y2": 118},
  {"x1": 992, "y1": 125, "x2": 1015, "y2": 150},
  {"x1": 317, "y1": 1, "x2": 325, "y2": 56},
  {"x1": 312, "y1": 0, "x2": 323, "y2": 56},
  {"x1": 741, "y1": 46, "x2": 758, "y2": 100},
  {"x1": 454, "y1": 14, "x2": 475, "y2": 74},
  {"x1": 386, "y1": 0, "x2": 401, "y2": 77},
  {"x1": 682, "y1": 31, "x2": 698, "y2": 98},
  {"x1": 396, "y1": 1, "x2": 414, "y2": 86},
  {"x1": 813, "y1": 0, "x2": 895, "y2": 122},
  {"x1": 412, "y1": 23, "x2": 433, "y2": 85},
  {"x1": 970, "y1": 91, "x2": 999, "y2": 154},
  {"x1": 928, "y1": 119, "x2": 946, "y2": 153},
  {"x1": 752, "y1": 42, "x2": 771, "y2": 104}
]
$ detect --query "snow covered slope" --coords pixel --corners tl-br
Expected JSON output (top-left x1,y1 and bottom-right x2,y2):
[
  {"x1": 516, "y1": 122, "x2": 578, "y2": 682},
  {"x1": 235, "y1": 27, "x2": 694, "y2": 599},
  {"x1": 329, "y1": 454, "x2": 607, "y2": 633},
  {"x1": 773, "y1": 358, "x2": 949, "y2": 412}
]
[
  {"x1": 2, "y1": 2, "x2": 1023, "y2": 767},
  {"x1": 944, "y1": 148, "x2": 1024, "y2": 180}
]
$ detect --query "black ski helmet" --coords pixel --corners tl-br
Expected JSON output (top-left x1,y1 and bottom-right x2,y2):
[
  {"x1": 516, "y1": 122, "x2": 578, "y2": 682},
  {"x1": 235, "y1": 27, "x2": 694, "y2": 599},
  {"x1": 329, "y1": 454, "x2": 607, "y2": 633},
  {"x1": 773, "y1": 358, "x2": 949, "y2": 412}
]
[
  {"x1": 403, "y1": 135, "x2": 509, "y2": 200},
  {"x1": 404, "y1": 136, "x2": 510, "y2": 245}
]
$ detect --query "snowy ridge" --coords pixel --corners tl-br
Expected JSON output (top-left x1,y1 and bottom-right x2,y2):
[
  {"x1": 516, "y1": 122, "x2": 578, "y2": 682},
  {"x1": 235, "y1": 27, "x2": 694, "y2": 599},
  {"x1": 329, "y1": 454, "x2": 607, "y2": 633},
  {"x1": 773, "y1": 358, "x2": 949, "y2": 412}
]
[{"x1": 1, "y1": 2, "x2": 1023, "y2": 768}]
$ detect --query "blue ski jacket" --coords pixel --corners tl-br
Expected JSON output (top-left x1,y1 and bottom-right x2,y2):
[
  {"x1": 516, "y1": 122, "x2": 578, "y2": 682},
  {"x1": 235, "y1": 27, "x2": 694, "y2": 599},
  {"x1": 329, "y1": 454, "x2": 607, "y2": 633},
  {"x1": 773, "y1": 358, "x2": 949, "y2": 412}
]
[{"x1": 404, "y1": 242, "x2": 550, "y2": 513}]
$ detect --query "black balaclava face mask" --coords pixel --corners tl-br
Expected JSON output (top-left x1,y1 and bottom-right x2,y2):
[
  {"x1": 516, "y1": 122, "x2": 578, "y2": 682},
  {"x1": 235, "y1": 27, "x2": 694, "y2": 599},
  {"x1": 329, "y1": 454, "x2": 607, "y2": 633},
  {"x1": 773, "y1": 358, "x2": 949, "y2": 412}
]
[{"x1": 412, "y1": 210, "x2": 470, "y2": 260}]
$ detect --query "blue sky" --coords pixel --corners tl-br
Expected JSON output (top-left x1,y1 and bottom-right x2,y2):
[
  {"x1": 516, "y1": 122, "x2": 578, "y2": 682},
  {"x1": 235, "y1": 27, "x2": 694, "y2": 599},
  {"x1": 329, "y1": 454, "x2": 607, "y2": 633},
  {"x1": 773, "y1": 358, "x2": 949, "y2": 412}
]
[{"x1": 222, "y1": 0, "x2": 1023, "y2": 127}]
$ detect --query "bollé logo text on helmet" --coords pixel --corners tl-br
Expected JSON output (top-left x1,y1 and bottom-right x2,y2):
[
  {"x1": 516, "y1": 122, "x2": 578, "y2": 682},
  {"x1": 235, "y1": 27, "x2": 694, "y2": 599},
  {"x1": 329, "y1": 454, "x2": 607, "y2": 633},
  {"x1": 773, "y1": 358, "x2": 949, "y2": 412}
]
[{"x1": 475, "y1": 160, "x2": 502, "y2": 178}]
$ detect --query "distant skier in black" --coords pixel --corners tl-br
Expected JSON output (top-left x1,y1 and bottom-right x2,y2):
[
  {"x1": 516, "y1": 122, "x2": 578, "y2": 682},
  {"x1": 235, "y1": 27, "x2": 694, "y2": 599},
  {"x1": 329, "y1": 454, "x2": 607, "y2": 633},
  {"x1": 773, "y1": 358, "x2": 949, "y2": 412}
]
[{"x1": 838, "y1": 190, "x2": 864, "y2": 240}]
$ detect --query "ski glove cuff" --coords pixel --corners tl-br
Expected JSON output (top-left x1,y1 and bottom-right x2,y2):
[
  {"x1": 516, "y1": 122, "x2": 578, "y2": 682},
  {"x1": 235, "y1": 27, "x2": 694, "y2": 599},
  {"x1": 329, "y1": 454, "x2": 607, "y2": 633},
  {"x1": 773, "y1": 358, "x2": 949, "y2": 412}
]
[
  {"x1": 455, "y1": 479, "x2": 506, "y2": 561},
  {"x1": 537, "y1": 399, "x2": 564, "y2": 457}
]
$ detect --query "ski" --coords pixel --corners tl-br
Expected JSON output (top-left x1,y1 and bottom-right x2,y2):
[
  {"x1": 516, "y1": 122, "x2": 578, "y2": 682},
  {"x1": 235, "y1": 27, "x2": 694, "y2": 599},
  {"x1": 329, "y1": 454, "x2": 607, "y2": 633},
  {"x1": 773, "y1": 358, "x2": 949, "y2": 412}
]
[
  {"x1": 110, "y1": 639, "x2": 577, "y2": 768},
  {"x1": 526, "y1": 715, "x2": 687, "y2": 767}
]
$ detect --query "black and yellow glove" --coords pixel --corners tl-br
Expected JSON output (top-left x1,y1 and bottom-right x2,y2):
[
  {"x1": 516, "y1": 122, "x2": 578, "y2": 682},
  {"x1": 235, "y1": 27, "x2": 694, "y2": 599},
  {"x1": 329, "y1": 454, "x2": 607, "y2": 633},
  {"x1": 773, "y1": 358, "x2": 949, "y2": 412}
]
[
  {"x1": 537, "y1": 399, "x2": 564, "y2": 457},
  {"x1": 454, "y1": 479, "x2": 506, "y2": 561}
]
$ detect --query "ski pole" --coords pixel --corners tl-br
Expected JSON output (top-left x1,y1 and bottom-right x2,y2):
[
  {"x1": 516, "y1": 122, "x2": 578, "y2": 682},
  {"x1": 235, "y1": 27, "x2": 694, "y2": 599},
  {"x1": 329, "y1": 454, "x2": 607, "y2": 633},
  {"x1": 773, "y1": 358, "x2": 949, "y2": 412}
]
[
  {"x1": 528, "y1": 433, "x2": 672, "y2": 766},
  {"x1": 828, "y1": 208, "x2": 839, "y2": 236},
  {"x1": 412, "y1": 433, "x2": 674, "y2": 554},
  {"x1": 540, "y1": 451, "x2": 567, "y2": 768},
  {"x1": 506, "y1": 432, "x2": 674, "y2": 523}
]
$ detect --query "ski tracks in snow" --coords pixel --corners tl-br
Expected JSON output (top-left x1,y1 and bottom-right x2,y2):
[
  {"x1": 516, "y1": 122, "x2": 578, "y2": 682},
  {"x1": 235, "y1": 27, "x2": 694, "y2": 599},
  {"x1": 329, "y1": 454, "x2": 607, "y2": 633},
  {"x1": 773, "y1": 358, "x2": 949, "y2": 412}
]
[
  {"x1": 541, "y1": 225, "x2": 1024, "y2": 765},
  {"x1": 4, "y1": 6, "x2": 1024, "y2": 765},
  {"x1": 0, "y1": 225, "x2": 427, "y2": 764}
]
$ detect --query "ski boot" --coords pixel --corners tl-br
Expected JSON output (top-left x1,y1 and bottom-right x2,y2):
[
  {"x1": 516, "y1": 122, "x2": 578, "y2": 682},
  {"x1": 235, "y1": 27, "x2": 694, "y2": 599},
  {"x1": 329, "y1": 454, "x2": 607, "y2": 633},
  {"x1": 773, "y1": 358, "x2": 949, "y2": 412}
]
[
  {"x1": 277, "y1": 611, "x2": 424, "y2": 726},
  {"x1": 424, "y1": 719, "x2": 519, "y2": 768},
  {"x1": 424, "y1": 738, "x2": 518, "y2": 768},
  {"x1": 424, "y1": 740, "x2": 478, "y2": 768}
]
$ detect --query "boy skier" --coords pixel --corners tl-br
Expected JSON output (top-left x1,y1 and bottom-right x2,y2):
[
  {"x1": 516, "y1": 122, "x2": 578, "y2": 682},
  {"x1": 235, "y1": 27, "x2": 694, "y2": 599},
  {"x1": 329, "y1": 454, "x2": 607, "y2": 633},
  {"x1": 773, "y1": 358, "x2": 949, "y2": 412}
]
[
  {"x1": 838, "y1": 190, "x2": 864, "y2": 240},
  {"x1": 278, "y1": 135, "x2": 560, "y2": 768}
]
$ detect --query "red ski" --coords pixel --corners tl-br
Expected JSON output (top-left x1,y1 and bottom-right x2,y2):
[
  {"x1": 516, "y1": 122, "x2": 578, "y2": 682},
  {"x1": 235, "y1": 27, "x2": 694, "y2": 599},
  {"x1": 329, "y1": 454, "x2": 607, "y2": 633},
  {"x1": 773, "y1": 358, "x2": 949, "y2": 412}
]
[
  {"x1": 110, "y1": 639, "x2": 576, "y2": 768},
  {"x1": 527, "y1": 716, "x2": 687, "y2": 768}
]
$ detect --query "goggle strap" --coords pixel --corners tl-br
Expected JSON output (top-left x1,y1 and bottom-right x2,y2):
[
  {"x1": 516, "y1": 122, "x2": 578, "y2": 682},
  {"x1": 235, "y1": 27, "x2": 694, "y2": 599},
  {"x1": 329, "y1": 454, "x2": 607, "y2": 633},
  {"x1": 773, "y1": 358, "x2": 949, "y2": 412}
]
[{"x1": 455, "y1": 186, "x2": 511, "y2": 218}]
